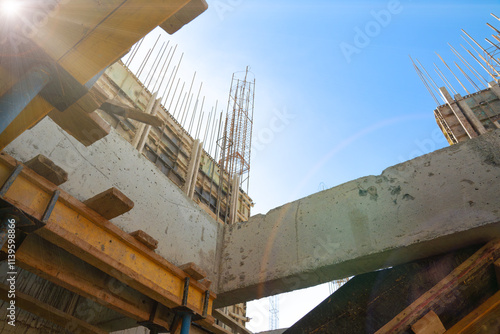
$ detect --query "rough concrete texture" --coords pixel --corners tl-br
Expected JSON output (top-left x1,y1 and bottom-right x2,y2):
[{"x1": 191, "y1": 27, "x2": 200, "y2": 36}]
[
  {"x1": 5, "y1": 118, "x2": 222, "y2": 287},
  {"x1": 216, "y1": 129, "x2": 500, "y2": 307}
]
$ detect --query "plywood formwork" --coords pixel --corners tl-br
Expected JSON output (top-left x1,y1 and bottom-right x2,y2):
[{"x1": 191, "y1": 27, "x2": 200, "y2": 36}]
[
  {"x1": 97, "y1": 61, "x2": 254, "y2": 224},
  {"x1": 435, "y1": 83, "x2": 500, "y2": 144}
]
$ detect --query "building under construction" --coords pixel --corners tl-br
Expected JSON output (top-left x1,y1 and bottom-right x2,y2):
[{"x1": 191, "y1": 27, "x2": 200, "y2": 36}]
[{"x1": 0, "y1": 1, "x2": 499, "y2": 334}]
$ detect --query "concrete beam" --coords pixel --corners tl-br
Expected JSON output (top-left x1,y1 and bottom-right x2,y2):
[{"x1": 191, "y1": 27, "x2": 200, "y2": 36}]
[{"x1": 216, "y1": 129, "x2": 500, "y2": 307}]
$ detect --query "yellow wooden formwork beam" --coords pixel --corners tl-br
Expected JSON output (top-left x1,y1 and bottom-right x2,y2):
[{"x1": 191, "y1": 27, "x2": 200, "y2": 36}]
[
  {"x1": 0, "y1": 153, "x2": 216, "y2": 324},
  {"x1": 42, "y1": 0, "x2": 191, "y2": 84},
  {"x1": 28, "y1": 0, "x2": 191, "y2": 84}
]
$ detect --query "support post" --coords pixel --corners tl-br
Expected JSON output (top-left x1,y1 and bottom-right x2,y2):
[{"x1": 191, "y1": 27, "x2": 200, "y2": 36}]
[
  {"x1": 439, "y1": 87, "x2": 477, "y2": 138},
  {"x1": 131, "y1": 92, "x2": 158, "y2": 149},
  {"x1": 0, "y1": 66, "x2": 51, "y2": 134},
  {"x1": 454, "y1": 93, "x2": 487, "y2": 135},
  {"x1": 184, "y1": 140, "x2": 202, "y2": 198},
  {"x1": 181, "y1": 313, "x2": 192, "y2": 334},
  {"x1": 229, "y1": 175, "x2": 240, "y2": 224}
]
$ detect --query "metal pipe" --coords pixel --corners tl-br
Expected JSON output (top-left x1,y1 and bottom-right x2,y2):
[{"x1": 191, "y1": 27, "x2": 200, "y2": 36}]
[
  {"x1": 462, "y1": 45, "x2": 497, "y2": 80},
  {"x1": 153, "y1": 44, "x2": 174, "y2": 93},
  {"x1": 145, "y1": 41, "x2": 166, "y2": 88},
  {"x1": 125, "y1": 36, "x2": 144, "y2": 67},
  {"x1": 0, "y1": 66, "x2": 51, "y2": 133},
  {"x1": 181, "y1": 72, "x2": 197, "y2": 125},
  {"x1": 434, "y1": 63, "x2": 458, "y2": 95},
  {"x1": 436, "y1": 53, "x2": 469, "y2": 94},
  {"x1": 180, "y1": 313, "x2": 192, "y2": 334},
  {"x1": 415, "y1": 58, "x2": 444, "y2": 103},
  {"x1": 449, "y1": 43, "x2": 489, "y2": 88},
  {"x1": 486, "y1": 22, "x2": 500, "y2": 35},
  {"x1": 461, "y1": 33, "x2": 500, "y2": 77},
  {"x1": 411, "y1": 57, "x2": 440, "y2": 105},
  {"x1": 164, "y1": 52, "x2": 184, "y2": 105}
]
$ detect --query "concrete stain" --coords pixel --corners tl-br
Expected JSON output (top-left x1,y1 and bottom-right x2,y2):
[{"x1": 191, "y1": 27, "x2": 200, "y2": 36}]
[
  {"x1": 389, "y1": 185, "x2": 401, "y2": 196},
  {"x1": 367, "y1": 186, "x2": 378, "y2": 201},
  {"x1": 403, "y1": 194, "x2": 415, "y2": 201}
]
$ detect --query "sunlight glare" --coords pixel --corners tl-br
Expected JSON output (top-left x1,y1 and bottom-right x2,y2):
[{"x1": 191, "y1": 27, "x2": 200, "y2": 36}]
[{"x1": 1, "y1": 0, "x2": 22, "y2": 17}]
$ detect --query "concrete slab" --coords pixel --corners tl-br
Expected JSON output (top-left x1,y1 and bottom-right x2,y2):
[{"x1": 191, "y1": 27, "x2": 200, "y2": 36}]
[
  {"x1": 4, "y1": 118, "x2": 222, "y2": 288},
  {"x1": 216, "y1": 129, "x2": 500, "y2": 307}
]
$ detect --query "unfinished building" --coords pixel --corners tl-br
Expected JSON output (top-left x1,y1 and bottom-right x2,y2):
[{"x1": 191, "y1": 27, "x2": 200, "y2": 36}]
[{"x1": 0, "y1": 1, "x2": 499, "y2": 334}]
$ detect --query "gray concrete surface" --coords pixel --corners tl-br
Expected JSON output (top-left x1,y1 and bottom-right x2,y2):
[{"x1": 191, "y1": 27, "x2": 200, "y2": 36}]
[
  {"x1": 216, "y1": 129, "x2": 500, "y2": 307},
  {"x1": 5, "y1": 118, "x2": 223, "y2": 287}
]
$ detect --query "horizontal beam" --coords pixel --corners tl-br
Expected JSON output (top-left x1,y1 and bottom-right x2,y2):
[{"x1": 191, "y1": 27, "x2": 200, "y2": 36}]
[
  {"x1": 0, "y1": 283, "x2": 106, "y2": 334},
  {"x1": 217, "y1": 129, "x2": 500, "y2": 306},
  {"x1": 100, "y1": 100, "x2": 164, "y2": 127},
  {"x1": 0, "y1": 153, "x2": 216, "y2": 323}
]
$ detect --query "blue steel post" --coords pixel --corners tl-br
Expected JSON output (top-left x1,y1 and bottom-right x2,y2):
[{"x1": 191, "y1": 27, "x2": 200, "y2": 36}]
[
  {"x1": 180, "y1": 313, "x2": 192, "y2": 334},
  {"x1": 0, "y1": 66, "x2": 51, "y2": 133}
]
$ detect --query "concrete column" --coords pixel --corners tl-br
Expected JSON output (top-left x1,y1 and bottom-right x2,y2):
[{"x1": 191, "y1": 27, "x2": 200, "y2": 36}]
[
  {"x1": 439, "y1": 87, "x2": 477, "y2": 138},
  {"x1": 188, "y1": 142, "x2": 203, "y2": 199},
  {"x1": 183, "y1": 140, "x2": 203, "y2": 199},
  {"x1": 454, "y1": 93, "x2": 487, "y2": 135},
  {"x1": 131, "y1": 92, "x2": 158, "y2": 149},
  {"x1": 229, "y1": 175, "x2": 240, "y2": 225}
]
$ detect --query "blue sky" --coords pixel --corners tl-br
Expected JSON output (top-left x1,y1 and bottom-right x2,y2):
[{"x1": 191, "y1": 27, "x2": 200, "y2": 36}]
[
  {"x1": 128, "y1": 1, "x2": 499, "y2": 331},
  {"x1": 159, "y1": 0, "x2": 499, "y2": 217}
]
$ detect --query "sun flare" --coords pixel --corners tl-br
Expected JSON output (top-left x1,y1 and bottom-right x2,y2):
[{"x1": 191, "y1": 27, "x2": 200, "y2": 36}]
[{"x1": 1, "y1": 0, "x2": 22, "y2": 16}]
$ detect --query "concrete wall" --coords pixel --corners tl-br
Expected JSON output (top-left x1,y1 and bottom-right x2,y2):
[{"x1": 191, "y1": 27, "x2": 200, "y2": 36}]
[
  {"x1": 216, "y1": 129, "x2": 500, "y2": 307},
  {"x1": 5, "y1": 118, "x2": 222, "y2": 288}
]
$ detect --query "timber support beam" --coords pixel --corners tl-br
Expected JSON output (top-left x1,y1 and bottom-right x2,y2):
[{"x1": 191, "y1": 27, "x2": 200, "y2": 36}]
[{"x1": 0, "y1": 152, "x2": 226, "y2": 333}]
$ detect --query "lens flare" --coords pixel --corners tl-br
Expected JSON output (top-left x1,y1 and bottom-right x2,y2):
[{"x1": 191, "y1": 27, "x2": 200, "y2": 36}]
[{"x1": 1, "y1": 0, "x2": 22, "y2": 16}]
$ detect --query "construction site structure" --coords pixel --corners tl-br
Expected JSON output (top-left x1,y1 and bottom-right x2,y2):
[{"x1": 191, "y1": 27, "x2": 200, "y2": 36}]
[
  {"x1": 412, "y1": 13, "x2": 500, "y2": 144},
  {"x1": 217, "y1": 67, "x2": 255, "y2": 224},
  {"x1": 0, "y1": 2, "x2": 500, "y2": 334},
  {"x1": 96, "y1": 61, "x2": 254, "y2": 225}
]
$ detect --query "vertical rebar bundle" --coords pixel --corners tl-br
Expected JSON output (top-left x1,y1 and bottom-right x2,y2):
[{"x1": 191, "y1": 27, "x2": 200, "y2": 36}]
[
  {"x1": 411, "y1": 13, "x2": 500, "y2": 108},
  {"x1": 218, "y1": 67, "x2": 255, "y2": 185}
]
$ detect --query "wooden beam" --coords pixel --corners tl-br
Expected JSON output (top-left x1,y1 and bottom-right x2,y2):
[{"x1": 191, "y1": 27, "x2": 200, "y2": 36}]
[
  {"x1": 375, "y1": 240, "x2": 500, "y2": 334},
  {"x1": 48, "y1": 108, "x2": 110, "y2": 147},
  {"x1": 411, "y1": 311, "x2": 446, "y2": 334},
  {"x1": 25, "y1": 155, "x2": 68, "y2": 186},
  {"x1": 8, "y1": 234, "x2": 172, "y2": 329},
  {"x1": 179, "y1": 262, "x2": 207, "y2": 281},
  {"x1": 130, "y1": 230, "x2": 158, "y2": 250},
  {"x1": 57, "y1": 0, "x2": 192, "y2": 84},
  {"x1": 0, "y1": 283, "x2": 107, "y2": 334},
  {"x1": 0, "y1": 153, "x2": 217, "y2": 327},
  {"x1": 84, "y1": 187, "x2": 134, "y2": 220},
  {"x1": 100, "y1": 100, "x2": 164, "y2": 127},
  {"x1": 444, "y1": 291, "x2": 500, "y2": 333},
  {"x1": 160, "y1": 0, "x2": 208, "y2": 34}
]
